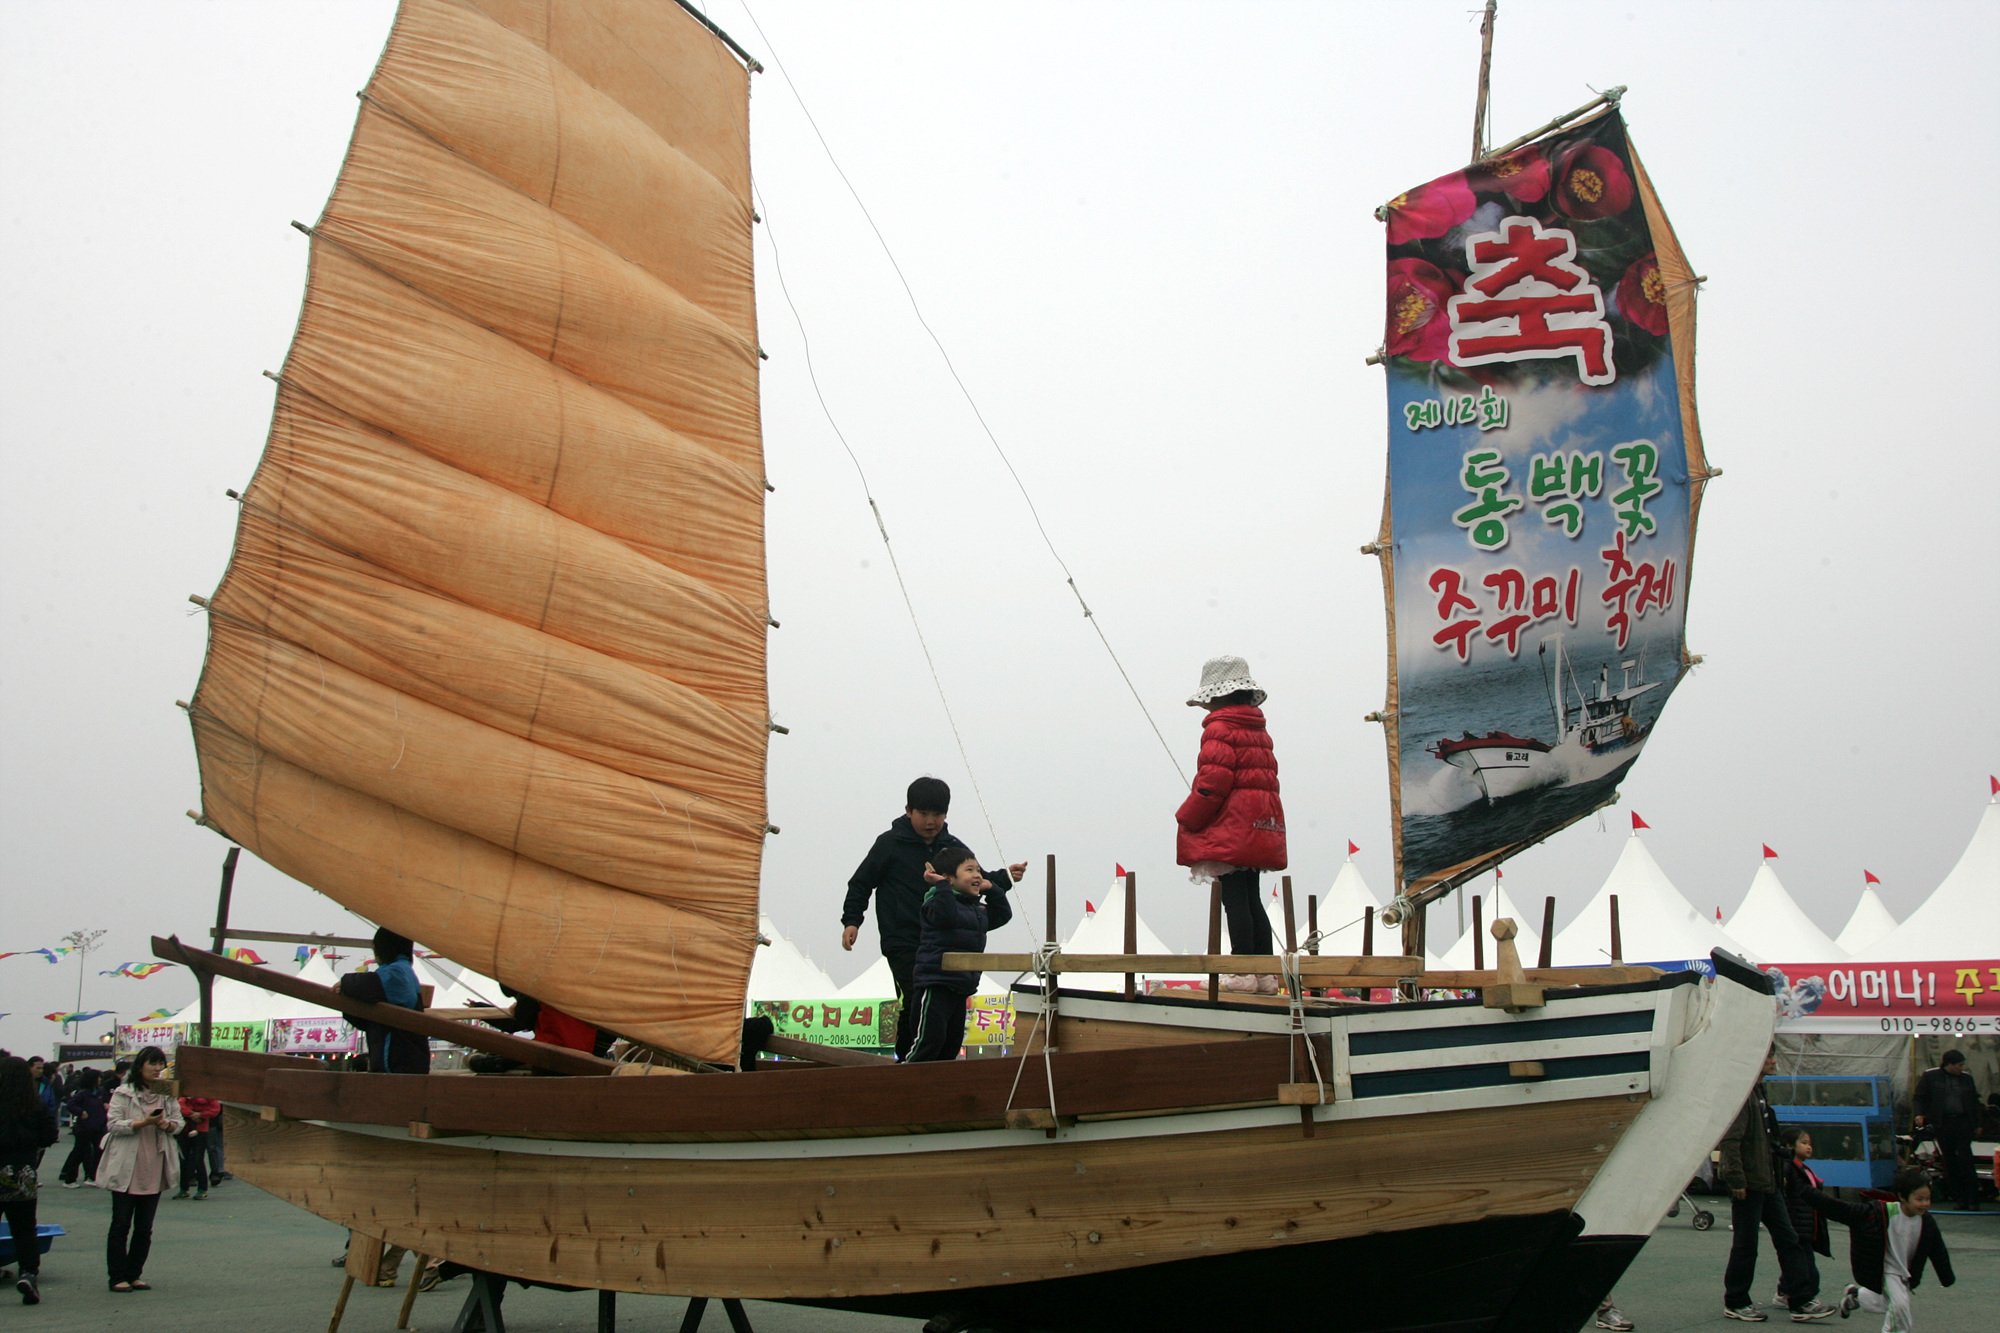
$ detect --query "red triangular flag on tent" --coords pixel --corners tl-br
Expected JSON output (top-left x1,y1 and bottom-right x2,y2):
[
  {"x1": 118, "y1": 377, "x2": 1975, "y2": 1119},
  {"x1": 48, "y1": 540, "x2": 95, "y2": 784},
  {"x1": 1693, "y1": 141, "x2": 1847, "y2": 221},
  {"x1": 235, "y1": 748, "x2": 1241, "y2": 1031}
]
[
  {"x1": 1347, "y1": 840, "x2": 1360, "y2": 855},
  {"x1": 1631, "y1": 812, "x2": 1649, "y2": 830},
  {"x1": 1715, "y1": 907, "x2": 1723, "y2": 922},
  {"x1": 1991, "y1": 774, "x2": 1999, "y2": 796},
  {"x1": 1762, "y1": 844, "x2": 1778, "y2": 860},
  {"x1": 1084, "y1": 900, "x2": 1096, "y2": 916},
  {"x1": 1864, "y1": 869, "x2": 1881, "y2": 885},
  {"x1": 1495, "y1": 865, "x2": 1504, "y2": 880},
  {"x1": 1114, "y1": 863, "x2": 1127, "y2": 879}
]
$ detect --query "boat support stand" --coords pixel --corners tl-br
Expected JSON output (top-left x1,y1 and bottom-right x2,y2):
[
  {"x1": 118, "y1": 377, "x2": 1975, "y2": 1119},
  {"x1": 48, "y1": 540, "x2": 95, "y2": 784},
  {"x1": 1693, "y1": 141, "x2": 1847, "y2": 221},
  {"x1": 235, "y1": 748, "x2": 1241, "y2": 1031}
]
[{"x1": 441, "y1": 1272, "x2": 756, "y2": 1333}]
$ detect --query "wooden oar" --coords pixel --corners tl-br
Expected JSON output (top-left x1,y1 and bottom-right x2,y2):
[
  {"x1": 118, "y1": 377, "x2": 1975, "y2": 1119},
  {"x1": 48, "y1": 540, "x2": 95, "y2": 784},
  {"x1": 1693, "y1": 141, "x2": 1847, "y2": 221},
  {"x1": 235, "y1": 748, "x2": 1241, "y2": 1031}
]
[{"x1": 151, "y1": 935, "x2": 616, "y2": 1077}]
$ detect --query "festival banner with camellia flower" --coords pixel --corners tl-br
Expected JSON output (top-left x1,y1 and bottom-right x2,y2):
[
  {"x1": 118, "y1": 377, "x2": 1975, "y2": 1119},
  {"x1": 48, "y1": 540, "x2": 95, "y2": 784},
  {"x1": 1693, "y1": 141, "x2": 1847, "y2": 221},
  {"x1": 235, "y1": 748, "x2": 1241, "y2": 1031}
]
[{"x1": 1377, "y1": 106, "x2": 1711, "y2": 895}]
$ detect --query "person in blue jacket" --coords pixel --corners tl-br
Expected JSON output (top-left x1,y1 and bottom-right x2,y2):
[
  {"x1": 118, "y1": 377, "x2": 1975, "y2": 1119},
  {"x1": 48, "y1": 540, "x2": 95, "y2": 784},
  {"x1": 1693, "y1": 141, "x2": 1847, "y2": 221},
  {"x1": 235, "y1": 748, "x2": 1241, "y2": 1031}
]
[
  {"x1": 905, "y1": 845, "x2": 1012, "y2": 1063},
  {"x1": 336, "y1": 929, "x2": 428, "y2": 1074}
]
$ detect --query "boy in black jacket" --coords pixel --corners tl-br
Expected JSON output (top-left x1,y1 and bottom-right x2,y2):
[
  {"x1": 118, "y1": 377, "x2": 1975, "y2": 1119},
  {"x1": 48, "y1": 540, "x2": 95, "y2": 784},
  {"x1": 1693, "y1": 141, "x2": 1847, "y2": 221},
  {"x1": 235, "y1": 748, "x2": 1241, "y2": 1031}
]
[
  {"x1": 905, "y1": 845, "x2": 1013, "y2": 1063},
  {"x1": 840, "y1": 777, "x2": 1022, "y2": 1059},
  {"x1": 1809, "y1": 1166, "x2": 1954, "y2": 1330}
]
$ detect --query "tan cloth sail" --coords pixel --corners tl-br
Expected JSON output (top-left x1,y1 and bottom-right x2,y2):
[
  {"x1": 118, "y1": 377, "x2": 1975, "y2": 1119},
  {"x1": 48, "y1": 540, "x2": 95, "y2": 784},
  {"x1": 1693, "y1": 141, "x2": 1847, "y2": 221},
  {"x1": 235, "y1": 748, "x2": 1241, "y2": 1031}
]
[{"x1": 190, "y1": 0, "x2": 765, "y2": 1065}]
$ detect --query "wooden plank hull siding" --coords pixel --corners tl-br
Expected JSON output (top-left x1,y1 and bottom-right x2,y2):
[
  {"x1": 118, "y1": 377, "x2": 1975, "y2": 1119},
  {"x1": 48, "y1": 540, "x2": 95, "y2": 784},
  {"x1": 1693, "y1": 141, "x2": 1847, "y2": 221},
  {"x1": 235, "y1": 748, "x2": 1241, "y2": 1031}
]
[
  {"x1": 799, "y1": 1213, "x2": 1649, "y2": 1333},
  {"x1": 223, "y1": 1093, "x2": 1641, "y2": 1300}
]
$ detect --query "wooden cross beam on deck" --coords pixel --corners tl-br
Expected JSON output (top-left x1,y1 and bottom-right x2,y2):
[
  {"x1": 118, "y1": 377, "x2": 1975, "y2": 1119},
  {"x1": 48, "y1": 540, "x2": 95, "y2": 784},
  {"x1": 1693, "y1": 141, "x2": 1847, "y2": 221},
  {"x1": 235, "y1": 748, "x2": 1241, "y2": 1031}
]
[
  {"x1": 151, "y1": 934, "x2": 618, "y2": 1077},
  {"x1": 946, "y1": 953, "x2": 1659, "y2": 990}
]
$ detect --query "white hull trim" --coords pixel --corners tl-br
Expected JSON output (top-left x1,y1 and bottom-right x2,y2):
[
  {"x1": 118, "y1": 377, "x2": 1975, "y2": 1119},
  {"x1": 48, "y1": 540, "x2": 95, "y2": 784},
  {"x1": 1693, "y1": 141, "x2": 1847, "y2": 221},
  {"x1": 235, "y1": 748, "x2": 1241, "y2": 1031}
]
[{"x1": 1574, "y1": 966, "x2": 1774, "y2": 1236}]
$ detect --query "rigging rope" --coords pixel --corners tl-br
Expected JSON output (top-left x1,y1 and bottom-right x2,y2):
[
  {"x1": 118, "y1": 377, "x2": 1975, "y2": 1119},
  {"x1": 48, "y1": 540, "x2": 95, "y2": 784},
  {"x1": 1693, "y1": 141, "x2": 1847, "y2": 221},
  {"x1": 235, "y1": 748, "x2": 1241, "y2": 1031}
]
[
  {"x1": 734, "y1": 1, "x2": 1188, "y2": 789},
  {"x1": 755, "y1": 185, "x2": 1044, "y2": 947}
]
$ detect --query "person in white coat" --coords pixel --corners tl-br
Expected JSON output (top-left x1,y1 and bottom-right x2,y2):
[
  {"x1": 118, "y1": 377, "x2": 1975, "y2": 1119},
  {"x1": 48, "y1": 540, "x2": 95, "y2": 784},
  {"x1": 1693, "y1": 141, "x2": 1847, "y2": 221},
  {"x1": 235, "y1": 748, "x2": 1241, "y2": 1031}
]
[{"x1": 94, "y1": 1047, "x2": 182, "y2": 1292}]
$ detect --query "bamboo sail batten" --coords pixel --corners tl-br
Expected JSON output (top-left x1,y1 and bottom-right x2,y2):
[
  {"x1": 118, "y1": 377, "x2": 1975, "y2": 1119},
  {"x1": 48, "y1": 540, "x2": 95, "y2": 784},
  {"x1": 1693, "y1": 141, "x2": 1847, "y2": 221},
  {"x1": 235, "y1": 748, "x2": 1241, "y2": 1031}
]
[{"x1": 185, "y1": 0, "x2": 766, "y2": 1066}]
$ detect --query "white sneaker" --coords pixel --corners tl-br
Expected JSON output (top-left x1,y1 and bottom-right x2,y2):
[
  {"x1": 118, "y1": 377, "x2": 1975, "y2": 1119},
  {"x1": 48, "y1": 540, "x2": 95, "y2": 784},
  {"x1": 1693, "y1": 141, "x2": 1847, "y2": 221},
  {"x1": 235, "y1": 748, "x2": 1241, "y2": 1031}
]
[
  {"x1": 1257, "y1": 974, "x2": 1282, "y2": 995},
  {"x1": 1221, "y1": 974, "x2": 1259, "y2": 993}
]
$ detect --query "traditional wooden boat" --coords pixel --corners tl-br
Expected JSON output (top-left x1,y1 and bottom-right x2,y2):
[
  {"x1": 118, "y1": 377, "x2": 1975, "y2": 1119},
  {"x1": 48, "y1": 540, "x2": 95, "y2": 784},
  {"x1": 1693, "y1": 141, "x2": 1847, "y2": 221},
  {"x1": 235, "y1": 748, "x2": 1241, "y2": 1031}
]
[{"x1": 165, "y1": 3, "x2": 1749, "y2": 1329}]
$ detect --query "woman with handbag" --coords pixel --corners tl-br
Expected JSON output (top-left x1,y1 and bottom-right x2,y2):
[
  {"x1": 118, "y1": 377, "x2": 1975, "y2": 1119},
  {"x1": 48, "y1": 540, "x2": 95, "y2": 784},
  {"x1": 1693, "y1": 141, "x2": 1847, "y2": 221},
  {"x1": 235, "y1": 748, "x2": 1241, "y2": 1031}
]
[
  {"x1": 0, "y1": 1055, "x2": 60, "y2": 1304},
  {"x1": 95, "y1": 1047, "x2": 182, "y2": 1292}
]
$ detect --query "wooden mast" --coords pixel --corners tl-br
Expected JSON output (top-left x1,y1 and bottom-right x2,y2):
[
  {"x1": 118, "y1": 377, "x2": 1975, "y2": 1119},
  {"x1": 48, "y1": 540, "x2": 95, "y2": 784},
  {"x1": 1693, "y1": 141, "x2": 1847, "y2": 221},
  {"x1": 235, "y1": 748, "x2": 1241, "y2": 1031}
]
[{"x1": 1471, "y1": 1, "x2": 1498, "y2": 162}]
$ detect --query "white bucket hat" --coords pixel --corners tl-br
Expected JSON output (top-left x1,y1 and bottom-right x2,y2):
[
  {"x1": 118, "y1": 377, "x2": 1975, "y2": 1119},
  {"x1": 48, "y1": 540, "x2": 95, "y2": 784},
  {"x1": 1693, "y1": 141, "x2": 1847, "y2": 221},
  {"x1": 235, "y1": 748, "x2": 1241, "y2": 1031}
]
[{"x1": 1186, "y1": 655, "x2": 1266, "y2": 707}]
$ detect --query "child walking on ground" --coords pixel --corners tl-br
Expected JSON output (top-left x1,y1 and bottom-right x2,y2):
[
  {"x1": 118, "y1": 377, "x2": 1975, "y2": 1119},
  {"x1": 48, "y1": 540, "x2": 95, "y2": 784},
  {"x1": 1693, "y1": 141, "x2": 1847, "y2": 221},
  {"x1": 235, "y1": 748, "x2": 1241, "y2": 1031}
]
[
  {"x1": 1175, "y1": 656, "x2": 1287, "y2": 994},
  {"x1": 906, "y1": 845, "x2": 1013, "y2": 1063},
  {"x1": 1775, "y1": 1127, "x2": 1830, "y2": 1313},
  {"x1": 1809, "y1": 1166, "x2": 1954, "y2": 1331}
]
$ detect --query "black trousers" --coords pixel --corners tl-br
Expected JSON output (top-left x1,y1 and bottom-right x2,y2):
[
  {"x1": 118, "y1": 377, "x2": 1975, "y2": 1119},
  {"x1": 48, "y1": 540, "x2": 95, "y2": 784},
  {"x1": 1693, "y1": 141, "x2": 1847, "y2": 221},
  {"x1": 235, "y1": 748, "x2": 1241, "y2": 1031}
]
[
  {"x1": 1936, "y1": 1122, "x2": 1979, "y2": 1208},
  {"x1": 107, "y1": 1190, "x2": 162, "y2": 1285},
  {"x1": 59, "y1": 1129, "x2": 101, "y2": 1184},
  {"x1": 1724, "y1": 1188, "x2": 1816, "y2": 1311},
  {"x1": 885, "y1": 948, "x2": 918, "y2": 1061},
  {"x1": 2, "y1": 1199, "x2": 38, "y2": 1275},
  {"x1": 177, "y1": 1132, "x2": 210, "y2": 1194},
  {"x1": 907, "y1": 985, "x2": 970, "y2": 1063},
  {"x1": 1217, "y1": 869, "x2": 1272, "y2": 955}
]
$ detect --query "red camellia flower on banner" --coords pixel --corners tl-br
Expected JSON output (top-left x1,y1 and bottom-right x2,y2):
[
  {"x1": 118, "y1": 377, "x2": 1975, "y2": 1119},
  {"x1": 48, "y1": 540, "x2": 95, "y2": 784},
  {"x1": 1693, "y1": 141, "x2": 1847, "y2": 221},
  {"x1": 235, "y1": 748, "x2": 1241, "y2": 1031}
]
[
  {"x1": 1384, "y1": 172, "x2": 1477, "y2": 245},
  {"x1": 1552, "y1": 143, "x2": 1634, "y2": 219},
  {"x1": 1616, "y1": 253, "x2": 1670, "y2": 336},
  {"x1": 1465, "y1": 147, "x2": 1551, "y2": 203},
  {"x1": 1385, "y1": 258, "x2": 1461, "y2": 361}
]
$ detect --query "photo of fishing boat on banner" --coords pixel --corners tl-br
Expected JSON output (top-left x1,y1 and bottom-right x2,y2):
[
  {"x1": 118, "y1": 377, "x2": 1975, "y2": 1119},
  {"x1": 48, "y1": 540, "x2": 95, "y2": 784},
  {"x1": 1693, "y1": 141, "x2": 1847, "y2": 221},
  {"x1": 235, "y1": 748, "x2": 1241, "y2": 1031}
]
[{"x1": 1380, "y1": 107, "x2": 1707, "y2": 891}]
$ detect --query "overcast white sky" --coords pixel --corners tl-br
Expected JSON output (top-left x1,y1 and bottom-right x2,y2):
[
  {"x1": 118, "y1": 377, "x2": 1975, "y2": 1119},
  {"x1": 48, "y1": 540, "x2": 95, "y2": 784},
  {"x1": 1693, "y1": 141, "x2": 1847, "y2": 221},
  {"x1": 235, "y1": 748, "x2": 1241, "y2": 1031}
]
[{"x1": 3, "y1": 1, "x2": 1996, "y2": 1054}]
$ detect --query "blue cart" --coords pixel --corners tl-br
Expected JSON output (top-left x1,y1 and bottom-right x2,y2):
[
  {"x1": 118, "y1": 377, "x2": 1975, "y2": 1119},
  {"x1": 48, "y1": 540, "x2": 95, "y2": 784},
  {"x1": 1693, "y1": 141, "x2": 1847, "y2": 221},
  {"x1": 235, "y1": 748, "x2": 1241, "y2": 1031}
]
[{"x1": 0, "y1": 1223, "x2": 66, "y2": 1266}]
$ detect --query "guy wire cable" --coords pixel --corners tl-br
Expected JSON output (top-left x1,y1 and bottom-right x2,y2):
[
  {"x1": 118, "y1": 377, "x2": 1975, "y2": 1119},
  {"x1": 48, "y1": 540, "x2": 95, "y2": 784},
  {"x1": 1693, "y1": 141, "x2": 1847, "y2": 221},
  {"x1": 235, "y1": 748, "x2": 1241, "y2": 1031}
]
[
  {"x1": 736, "y1": 0, "x2": 1187, "y2": 788},
  {"x1": 754, "y1": 182, "x2": 1042, "y2": 946}
]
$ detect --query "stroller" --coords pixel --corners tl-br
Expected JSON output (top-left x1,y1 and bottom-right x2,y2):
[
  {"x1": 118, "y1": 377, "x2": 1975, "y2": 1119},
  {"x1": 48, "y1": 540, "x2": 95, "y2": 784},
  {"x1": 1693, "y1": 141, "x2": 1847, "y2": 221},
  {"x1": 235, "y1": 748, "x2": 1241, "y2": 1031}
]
[{"x1": 1665, "y1": 1190, "x2": 1715, "y2": 1230}]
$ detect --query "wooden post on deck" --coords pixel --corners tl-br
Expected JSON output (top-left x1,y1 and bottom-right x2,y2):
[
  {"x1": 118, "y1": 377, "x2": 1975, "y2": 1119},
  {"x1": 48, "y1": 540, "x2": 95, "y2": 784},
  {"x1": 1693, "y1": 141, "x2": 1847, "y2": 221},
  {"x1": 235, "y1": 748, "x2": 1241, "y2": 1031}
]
[
  {"x1": 1362, "y1": 906, "x2": 1374, "y2": 956},
  {"x1": 1044, "y1": 854, "x2": 1057, "y2": 945},
  {"x1": 1609, "y1": 893, "x2": 1624, "y2": 964},
  {"x1": 1306, "y1": 894, "x2": 1319, "y2": 953},
  {"x1": 1206, "y1": 881, "x2": 1222, "y2": 1003},
  {"x1": 1280, "y1": 876, "x2": 1297, "y2": 997},
  {"x1": 1538, "y1": 896, "x2": 1556, "y2": 969},
  {"x1": 1472, "y1": 894, "x2": 1485, "y2": 971},
  {"x1": 1123, "y1": 871, "x2": 1138, "y2": 1000},
  {"x1": 200, "y1": 845, "x2": 240, "y2": 1048}
]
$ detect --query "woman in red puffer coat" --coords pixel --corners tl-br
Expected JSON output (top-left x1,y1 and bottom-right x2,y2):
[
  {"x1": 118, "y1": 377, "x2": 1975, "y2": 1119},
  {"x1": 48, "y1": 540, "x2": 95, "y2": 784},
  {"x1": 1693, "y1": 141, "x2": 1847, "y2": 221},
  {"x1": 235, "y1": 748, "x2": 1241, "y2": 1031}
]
[{"x1": 1176, "y1": 657, "x2": 1287, "y2": 986}]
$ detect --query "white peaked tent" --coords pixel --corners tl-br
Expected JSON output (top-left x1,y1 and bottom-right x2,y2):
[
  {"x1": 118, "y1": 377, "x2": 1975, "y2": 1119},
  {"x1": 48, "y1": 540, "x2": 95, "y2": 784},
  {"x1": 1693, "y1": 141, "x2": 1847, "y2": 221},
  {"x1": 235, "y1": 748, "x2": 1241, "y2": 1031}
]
[
  {"x1": 1435, "y1": 883, "x2": 1545, "y2": 969},
  {"x1": 1851, "y1": 792, "x2": 2000, "y2": 962},
  {"x1": 1725, "y1": 862, "x2": 1846, "y2": 963},
  {"x1": 747, "y1": 916, "x2": 839, "y2": 1000},
  {"x1": 1064, "y1": 884, "x2": 1191, "y2": 979},
  {"x1": 837, "y1": 954, "x2": 896, "y2": 999},
  {"x1": 1313, "y1": 859, "x2": 1384, "y2": 955},
  {"x1": 163, "y1": 969, "x2": 330, "y2": 1025},
  {"x1": 1552, "y1": 830, "x2": 1750, "y2": 965},
  {"x1": 413, "y1": 954, "x2": 505, "y2": 1009},
  {"x1": 1834, "y1": 884, "x2": 1899, "y2": 956}
]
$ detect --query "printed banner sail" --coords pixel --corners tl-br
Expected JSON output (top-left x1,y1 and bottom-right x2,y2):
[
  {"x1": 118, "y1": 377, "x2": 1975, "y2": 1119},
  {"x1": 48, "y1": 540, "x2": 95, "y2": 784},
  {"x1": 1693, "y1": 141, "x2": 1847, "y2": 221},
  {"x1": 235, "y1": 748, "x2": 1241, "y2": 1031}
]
[
  {"x1": 1379, "y1": 107, "x2": 1709, "y2": 894},
  {"x1": 186, "y1": 0, "x2": 767, "y2": 1065}
]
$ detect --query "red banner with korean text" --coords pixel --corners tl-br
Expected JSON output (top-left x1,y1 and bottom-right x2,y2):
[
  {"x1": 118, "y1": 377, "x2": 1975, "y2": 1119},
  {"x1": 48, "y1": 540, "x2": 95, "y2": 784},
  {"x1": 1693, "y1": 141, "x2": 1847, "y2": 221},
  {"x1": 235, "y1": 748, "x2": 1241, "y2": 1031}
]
[
  {"x1": 1764, "y1": 960, "x2": 2000, "y2": 1035},
  {"x1": 1378, "y1": 105, "x2": 1708, "y2": 896}
]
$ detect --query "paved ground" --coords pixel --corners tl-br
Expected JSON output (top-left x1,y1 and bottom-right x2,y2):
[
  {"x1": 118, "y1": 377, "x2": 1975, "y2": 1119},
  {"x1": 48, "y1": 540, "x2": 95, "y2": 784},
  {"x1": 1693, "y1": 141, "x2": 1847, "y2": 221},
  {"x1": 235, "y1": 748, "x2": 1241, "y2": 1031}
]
[{"x1": 2, "y1": 1179, "x2": 1990, "y2": 1330}]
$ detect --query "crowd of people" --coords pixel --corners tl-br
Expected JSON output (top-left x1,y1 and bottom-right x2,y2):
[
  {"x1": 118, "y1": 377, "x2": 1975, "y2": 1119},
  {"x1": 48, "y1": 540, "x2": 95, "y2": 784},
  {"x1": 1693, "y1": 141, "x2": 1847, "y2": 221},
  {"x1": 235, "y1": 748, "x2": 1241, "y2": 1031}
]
[
  {"x1": 1713, "y1": 1044, "x2": 1973, "y2": 1329},
  {"x1": 0, "y1": 1045, "x2": 234, "y2": 1305}
]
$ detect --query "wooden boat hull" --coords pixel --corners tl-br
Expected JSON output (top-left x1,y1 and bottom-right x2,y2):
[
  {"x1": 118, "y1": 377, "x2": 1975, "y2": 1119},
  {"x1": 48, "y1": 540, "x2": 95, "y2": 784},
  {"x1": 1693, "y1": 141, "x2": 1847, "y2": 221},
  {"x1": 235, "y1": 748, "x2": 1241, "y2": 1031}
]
[
  {"x1": 229, "y1": 1092, "x2": 1635, "y2": 1299},
  {"x1": 189, "y1": 957, "x2": 1777, "y2": 1332}
]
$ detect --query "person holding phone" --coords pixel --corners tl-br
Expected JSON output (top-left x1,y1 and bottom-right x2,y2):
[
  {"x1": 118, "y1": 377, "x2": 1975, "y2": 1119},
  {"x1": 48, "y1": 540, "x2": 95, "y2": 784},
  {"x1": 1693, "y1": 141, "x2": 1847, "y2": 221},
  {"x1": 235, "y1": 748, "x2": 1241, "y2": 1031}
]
[{"x1": 96, "y1": 1046, "x2": 182, "y2": 1292}]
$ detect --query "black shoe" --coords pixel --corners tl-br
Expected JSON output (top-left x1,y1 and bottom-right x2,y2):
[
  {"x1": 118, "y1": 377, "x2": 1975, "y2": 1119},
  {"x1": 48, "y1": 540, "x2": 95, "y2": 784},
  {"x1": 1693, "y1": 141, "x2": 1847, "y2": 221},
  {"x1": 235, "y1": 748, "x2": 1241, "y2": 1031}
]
[{"x1": 16, "y1": 1273, "x2": 38, "y2": 1306}]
